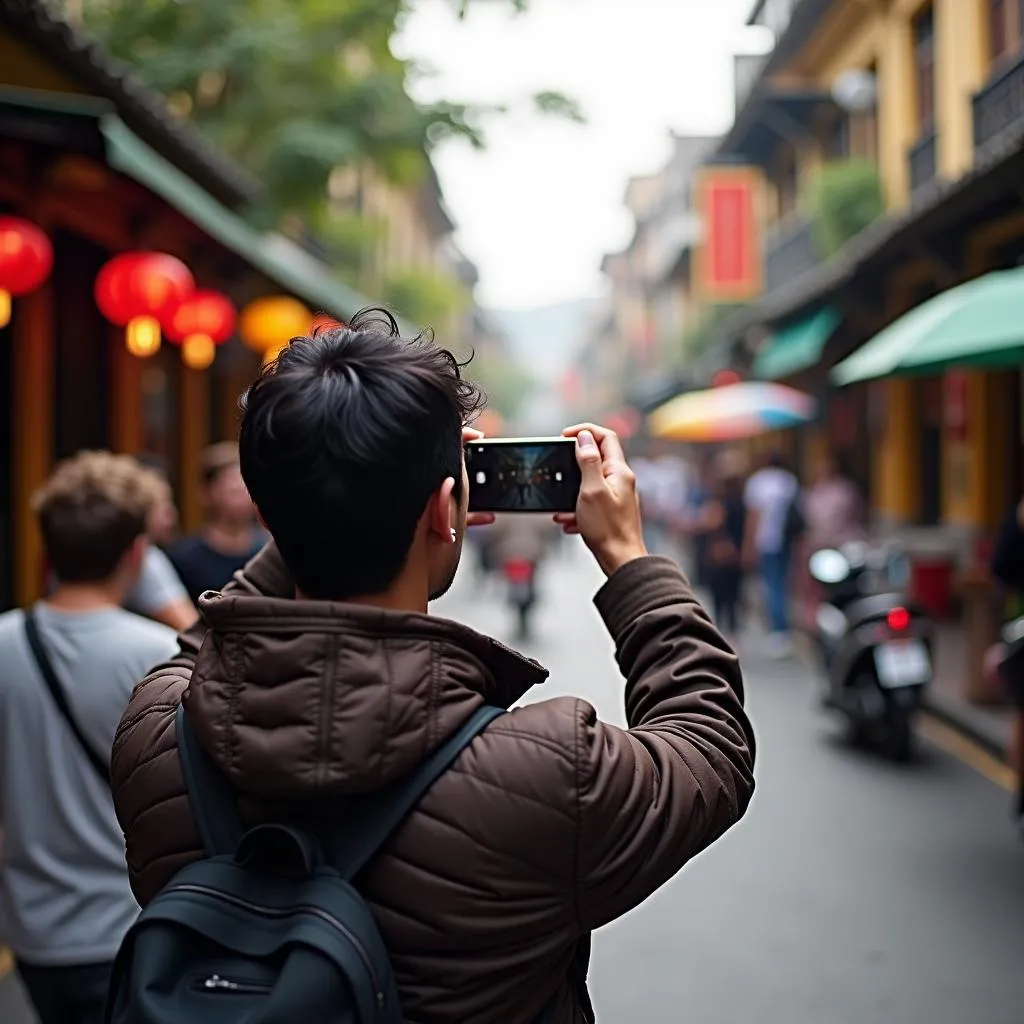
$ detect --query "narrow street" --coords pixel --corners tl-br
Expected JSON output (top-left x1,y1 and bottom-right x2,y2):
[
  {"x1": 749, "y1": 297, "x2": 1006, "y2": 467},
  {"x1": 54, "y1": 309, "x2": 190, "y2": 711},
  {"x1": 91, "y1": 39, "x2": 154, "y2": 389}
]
[{"x1": 3, "y1": 542, "x2": 1023, "y2": 1022}]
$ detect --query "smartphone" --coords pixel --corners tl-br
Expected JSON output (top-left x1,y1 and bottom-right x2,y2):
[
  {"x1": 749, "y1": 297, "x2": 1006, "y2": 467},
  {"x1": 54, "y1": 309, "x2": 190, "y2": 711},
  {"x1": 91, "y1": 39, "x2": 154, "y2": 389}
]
[{"x1": 466, "y1": 437, "x2": 581, "y2": 514}]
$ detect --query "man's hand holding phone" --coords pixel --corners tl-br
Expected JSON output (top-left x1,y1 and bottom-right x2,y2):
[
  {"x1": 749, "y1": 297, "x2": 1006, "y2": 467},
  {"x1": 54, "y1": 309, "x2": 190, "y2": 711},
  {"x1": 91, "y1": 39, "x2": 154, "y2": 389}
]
[{"x1": 555, "y1": 424, "x2": 647, "y2": 577}]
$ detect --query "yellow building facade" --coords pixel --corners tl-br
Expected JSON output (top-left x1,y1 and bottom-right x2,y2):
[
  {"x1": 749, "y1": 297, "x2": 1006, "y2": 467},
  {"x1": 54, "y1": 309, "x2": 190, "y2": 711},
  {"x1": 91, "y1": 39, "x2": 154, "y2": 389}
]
[{"x1": 748, "y1": 0, "x2": 1024, "y2": 534}]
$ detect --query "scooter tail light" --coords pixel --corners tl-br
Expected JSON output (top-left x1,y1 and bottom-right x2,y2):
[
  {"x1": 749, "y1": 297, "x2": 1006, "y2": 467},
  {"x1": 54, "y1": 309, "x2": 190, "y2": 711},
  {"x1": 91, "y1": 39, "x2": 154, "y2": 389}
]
[{"x1": 887, "y1": 607, "x2": 911, "y2": 632}]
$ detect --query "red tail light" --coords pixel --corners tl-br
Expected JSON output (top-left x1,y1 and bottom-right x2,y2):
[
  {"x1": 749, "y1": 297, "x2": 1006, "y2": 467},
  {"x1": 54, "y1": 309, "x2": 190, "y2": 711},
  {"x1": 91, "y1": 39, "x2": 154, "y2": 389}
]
[{"x1": 887, "y1": 607, "x2": 910, "y2": 632}]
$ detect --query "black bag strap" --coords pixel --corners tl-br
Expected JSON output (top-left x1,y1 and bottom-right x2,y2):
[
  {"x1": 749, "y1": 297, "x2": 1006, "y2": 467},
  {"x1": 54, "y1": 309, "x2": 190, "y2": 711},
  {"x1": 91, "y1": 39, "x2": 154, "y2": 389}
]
[
  {"x1": 176, "y1": 703, "x2": 246, "y2": 856},
  {"x1": 24, "y1": 609, "x2": 110, "y2": 785},
  {"x1": 325, "y1": 704, "x2": 506, "y2": 879}
]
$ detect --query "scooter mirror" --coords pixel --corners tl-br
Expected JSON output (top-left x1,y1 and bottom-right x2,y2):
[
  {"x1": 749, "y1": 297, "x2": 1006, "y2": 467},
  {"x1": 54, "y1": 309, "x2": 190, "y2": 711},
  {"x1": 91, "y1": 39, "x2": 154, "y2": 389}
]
[{"x1": 809, "y1": 548, "x2": 850, "y2": 584}]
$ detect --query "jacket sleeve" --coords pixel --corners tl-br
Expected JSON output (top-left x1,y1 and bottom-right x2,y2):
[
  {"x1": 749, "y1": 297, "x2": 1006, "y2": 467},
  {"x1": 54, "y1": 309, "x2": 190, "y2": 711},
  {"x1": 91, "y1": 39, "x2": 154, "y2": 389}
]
[
  {"x1": 111, "y1": 542, "x2": 294, "y2": 904},
  {"x1": 573, "y1": 556, "x2": 755, "y2": 931}
]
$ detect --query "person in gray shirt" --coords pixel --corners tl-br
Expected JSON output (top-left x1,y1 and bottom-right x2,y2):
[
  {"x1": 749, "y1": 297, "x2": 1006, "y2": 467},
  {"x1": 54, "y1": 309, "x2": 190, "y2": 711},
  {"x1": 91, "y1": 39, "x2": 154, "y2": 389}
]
[{"x1": 0, "y1": 451, "x2": 177, "y2": 1024}]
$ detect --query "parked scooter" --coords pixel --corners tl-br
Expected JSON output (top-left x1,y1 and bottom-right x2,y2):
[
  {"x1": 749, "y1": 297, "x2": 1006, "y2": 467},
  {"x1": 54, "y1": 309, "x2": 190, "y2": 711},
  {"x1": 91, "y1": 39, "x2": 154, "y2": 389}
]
[
  {"x1": 809, "y1": 541, "x2": 933, "y2": 761},
  {"x1": 503, "y1": 557, "x2": 537, "y2": 641}
]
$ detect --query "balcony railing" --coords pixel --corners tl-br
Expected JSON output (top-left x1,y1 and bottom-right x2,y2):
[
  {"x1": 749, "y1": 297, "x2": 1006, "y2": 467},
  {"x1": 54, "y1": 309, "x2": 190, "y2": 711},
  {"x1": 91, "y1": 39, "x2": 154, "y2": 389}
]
[
  {"x1": 973, "y1": 50, "x2": 1024, "y2": 151},
  {"x1": 765, "y1": 216, "x2": 818, "y2": 293},
  {"x1": 908, "y1": 131, "x2": 937, "y2": 194}
]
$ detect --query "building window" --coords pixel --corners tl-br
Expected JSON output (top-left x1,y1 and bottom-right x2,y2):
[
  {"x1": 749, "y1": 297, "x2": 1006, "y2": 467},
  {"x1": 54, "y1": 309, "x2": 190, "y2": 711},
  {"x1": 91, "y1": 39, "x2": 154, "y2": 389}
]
[
  {"x1": 825, "y1": 110, "x2": 849, "y2": 161},
  {"x1": 988, "y1": 0, "x2": 1024, "y2": 64},
  {"x1": 848, "y1": 62, "x2": 879, "y2": 162},
  {"x1": 913, "y1": 4, "x2": 936, "y2": 131},
  {"x1": 990, "y1": 0, "x2": 1008, "y2": 61}
]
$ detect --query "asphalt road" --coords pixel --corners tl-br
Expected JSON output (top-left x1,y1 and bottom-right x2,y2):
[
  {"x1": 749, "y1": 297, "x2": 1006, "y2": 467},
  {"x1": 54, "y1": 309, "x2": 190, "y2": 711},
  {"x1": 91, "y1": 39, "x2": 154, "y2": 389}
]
[{"x1": 3, "y1": 538, "x2": 1023, "y2": 1022}]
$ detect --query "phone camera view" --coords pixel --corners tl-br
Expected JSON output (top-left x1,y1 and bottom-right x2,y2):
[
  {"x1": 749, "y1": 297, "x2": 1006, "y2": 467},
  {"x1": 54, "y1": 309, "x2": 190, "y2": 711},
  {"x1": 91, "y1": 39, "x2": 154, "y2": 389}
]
[{"x1": 467, "y1": 440, "x2": 581, "y2": 513}]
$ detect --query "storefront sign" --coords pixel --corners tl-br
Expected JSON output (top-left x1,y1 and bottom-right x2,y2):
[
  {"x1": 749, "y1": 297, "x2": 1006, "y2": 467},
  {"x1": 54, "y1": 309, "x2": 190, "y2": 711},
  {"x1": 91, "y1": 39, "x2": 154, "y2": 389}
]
[{"x1": 693, "y1": 165, "x2": 764, "y2": 303}]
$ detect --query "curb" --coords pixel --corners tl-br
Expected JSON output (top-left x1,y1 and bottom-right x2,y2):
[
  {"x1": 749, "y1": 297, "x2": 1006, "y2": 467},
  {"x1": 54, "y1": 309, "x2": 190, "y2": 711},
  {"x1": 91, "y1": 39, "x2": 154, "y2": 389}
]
[{"x1": 923, "y1": 696, "x2": 1010, "y2": 764}]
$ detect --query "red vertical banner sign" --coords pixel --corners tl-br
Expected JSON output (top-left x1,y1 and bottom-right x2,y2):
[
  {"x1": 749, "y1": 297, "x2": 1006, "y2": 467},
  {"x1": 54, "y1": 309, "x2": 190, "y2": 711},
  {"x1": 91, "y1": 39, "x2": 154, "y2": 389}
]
[{"x1": 693, "y1": 165, "x2": 765, "y2": 303}]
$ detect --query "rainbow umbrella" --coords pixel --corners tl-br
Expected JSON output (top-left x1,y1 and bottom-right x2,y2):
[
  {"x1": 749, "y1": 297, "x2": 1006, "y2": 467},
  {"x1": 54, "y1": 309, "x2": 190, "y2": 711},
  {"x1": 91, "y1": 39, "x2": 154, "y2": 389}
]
[{"x1": 648, "y1": 381, "x2": 816, "y2": 442}]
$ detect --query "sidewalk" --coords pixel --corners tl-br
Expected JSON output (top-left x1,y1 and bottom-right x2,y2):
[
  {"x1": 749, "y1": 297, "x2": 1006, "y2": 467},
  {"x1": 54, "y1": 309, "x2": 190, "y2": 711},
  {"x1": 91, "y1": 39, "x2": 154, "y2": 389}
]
[{"x1": 925, "y1": 624, "x2": 1014, "y2": 760}]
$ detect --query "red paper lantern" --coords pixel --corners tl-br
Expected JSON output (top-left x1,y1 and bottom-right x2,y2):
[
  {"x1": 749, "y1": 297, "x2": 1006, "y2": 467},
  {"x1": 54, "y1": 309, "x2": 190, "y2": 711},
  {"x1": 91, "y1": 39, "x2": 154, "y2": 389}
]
[
  {"x1": 165, "y1": 289, "x2": 236, "y2": 370},
  {"x1": 0, "y1": 217, "x2": 53, "y2": 328},
  {"x1": 95, "y1": 252, "x2": 194, "y2": 357}
]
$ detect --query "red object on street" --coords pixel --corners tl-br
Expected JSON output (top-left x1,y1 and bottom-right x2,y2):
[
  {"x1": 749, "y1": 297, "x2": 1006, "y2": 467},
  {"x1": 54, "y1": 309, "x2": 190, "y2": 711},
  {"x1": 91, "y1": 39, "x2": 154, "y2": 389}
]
[
  {"x1": 909, "y1": 557, "x2": 953, "y2": 619},
  {"x1": 712, "y1": 369, "x2": 741, "y2": 388},
  {"x1": 0, "y1": 216, "x2": 53, "y2": 326},
  {"x1": 503, "y1": 559, "x2": 535, "y2": 585}
]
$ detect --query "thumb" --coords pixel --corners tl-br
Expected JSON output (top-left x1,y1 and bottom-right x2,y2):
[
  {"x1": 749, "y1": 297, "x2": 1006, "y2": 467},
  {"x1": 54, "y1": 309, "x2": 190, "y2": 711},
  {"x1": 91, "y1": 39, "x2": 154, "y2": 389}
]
[{"x1": 575, "y1": 430, "x2": 604, "y2": 487}]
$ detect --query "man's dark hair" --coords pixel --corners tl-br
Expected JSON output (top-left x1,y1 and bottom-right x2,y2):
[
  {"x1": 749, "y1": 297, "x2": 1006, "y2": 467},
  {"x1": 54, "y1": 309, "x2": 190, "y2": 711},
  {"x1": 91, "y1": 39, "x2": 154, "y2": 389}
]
[{"x1": 238, "y1": 308, "x2": 484, "y2": 600}]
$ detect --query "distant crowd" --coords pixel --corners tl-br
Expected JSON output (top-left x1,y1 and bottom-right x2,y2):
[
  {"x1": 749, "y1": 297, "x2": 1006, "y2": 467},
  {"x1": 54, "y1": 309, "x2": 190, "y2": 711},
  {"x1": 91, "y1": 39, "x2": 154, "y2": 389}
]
[{"x1": 630, "y1": 442, "x2": 864, "y2": 654}]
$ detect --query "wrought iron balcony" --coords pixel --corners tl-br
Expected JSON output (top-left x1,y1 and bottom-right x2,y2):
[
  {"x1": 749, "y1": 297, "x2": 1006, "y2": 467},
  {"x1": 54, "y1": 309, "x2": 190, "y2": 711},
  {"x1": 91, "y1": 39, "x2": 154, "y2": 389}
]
[
  {"x1": 973, "y1": 51, "x2": 1024, "y2": 151},
  {"x1": 908, "y1": 130, "x2": 937, "y2": 194},
  {"x1": 765, "y1": 215, "x2": 818, "y2": 293}
]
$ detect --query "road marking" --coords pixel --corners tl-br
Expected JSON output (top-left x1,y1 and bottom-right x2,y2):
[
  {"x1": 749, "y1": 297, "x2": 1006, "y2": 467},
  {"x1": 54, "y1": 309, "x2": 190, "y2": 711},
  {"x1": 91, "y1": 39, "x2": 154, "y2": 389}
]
[
  {"x1": 920, "y1": 713, "x2": 1015, "y2": 791},
  {"x1": 0, "y1": 945, "x2": 12, "y2": 979}
]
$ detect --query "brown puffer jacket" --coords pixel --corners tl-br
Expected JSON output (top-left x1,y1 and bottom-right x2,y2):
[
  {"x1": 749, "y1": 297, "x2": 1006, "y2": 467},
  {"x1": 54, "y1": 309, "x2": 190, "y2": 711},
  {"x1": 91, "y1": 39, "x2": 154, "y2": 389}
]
[{"x1": 112, "y1": 545, "x2": 754, "y2": 1023}]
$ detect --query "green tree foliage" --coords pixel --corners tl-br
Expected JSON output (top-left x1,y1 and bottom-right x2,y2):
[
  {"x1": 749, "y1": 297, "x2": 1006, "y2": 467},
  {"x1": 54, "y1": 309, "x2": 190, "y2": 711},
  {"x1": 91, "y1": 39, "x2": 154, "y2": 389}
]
[
  {"x1": 78, "y1": 0, "x2": 578, "y2": 232},
  {"x1": 808, "y1": 159, "x2": 885, "y2": 258},
  {"x1": 381, "y1": 267, "x2": 468, "y2": 326},
  {"x1": 467, "y1": 351, "x2": 534, "y2": 420}
]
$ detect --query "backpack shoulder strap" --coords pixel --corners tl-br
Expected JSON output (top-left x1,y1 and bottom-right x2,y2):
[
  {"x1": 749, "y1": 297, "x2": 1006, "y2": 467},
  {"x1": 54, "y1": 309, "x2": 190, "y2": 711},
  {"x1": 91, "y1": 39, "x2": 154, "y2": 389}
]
[
  {"x1": 175, "y1": 703, "x2": 245, "y2": 856},
  {"x1": 24, "y1": 609, "x2": 110, "y2": 784},
  {"x1": 326, "y1": 704, "x2": 505, "y2": 880}
]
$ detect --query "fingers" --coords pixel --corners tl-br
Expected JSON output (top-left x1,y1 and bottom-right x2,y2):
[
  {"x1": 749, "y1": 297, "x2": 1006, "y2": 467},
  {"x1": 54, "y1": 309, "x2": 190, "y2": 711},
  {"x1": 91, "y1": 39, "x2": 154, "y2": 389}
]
[
  {"x1": 466, "y1": 512, "x2": 495, "y2": 528},
  {"x1": 463, "y1": 426, "x2": 485, "y2": 443},
  {"x1": 552, "y1": 513, "x2": 579, "y2": 536},
  {"x1": 573, "y1": 430, "x2": 605, "y2": 492},
  {"x1": 563, "y1": 422, "x2": 627, "y2": 468}
]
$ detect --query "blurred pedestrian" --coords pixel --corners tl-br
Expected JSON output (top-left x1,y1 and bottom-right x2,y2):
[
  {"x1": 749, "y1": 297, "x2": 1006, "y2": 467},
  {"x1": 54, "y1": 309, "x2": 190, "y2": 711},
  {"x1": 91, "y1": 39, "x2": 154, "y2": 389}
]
[
  {"x1": 123, "y1": 461, "x2": 197, "y2": 631},
  {"x1": 803, "y1": 452, "x2": 863, "y2": 549},
  {"x1": 168, "y1": 442, "x2": 265, "y2": 604},
  {"x1": 743, "y1": 449, "x2": 799, "y2": 657},
  {"x1": 0, "y1": 451, "x2": 177, "y2": 1024},
  {"x1": 796, "y1": 452, "x2": 864, "y2": 632},
  {"x1": 696, "y1": 452, "x2": 747, "y2": 640}
]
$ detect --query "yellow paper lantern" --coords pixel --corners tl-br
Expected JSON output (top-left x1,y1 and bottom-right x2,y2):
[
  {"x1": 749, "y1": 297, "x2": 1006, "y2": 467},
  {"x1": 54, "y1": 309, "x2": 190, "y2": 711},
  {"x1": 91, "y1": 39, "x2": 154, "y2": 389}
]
[{"x1": 239, "y1": 296, "x2": 313, "y2": 355}]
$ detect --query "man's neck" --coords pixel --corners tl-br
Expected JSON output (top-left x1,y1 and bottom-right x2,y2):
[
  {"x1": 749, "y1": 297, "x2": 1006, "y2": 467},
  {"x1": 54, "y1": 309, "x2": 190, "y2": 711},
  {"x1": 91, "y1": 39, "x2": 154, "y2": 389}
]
[
  {"x1": 44, "y1": 580, "x2": 123, "y2": 613},
  {"x1": 202, "y1": 521, "x2": 255, "y2": 555}
]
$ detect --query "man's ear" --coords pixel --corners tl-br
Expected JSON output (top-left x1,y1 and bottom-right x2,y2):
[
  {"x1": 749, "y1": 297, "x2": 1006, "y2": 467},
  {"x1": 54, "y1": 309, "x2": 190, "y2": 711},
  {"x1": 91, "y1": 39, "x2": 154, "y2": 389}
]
[{"x1": 429, "y1": 477, "x2": 457, "y2": 541}]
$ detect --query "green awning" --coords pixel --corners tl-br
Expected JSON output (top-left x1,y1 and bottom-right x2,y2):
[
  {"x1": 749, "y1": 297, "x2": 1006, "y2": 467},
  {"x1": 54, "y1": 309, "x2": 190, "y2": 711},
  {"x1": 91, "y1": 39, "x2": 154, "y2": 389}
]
[
  {"x1": 753, "y1": 306, "x2": 840, "y2": 380},
  {"x1": 831, "y1": 268, "x2": 1024, "y2": 386},
  {"x1": 101, "y1": 118, "x2": 383, "y2": 324}
]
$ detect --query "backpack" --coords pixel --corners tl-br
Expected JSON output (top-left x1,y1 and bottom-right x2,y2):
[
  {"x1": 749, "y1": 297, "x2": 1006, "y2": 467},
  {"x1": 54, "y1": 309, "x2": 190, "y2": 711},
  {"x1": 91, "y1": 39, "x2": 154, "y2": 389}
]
[{"x1": 105, "y1": 703, "x2": 593, "y2": 1023}]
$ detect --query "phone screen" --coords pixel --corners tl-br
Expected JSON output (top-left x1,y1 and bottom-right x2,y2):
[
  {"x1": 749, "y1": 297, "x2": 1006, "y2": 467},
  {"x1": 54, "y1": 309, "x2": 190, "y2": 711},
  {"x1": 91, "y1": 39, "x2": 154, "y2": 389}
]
[{"x1": 466, "y1": 438, "x2": 581, "y2": 513}]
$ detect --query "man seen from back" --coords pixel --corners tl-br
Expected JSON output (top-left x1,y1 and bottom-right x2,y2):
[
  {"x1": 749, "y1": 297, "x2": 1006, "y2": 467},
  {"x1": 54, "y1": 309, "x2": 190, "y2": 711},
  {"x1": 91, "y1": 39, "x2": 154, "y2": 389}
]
[{"x1": 112, "y1": 309, "x2": 755, "y2": 1023}]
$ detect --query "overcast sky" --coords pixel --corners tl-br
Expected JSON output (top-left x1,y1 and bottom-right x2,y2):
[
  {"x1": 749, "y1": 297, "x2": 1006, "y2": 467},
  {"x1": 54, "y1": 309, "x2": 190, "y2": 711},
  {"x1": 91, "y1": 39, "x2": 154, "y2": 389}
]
[{"x1": 396, "y1": 0, "x2": 761, "y2": 310}]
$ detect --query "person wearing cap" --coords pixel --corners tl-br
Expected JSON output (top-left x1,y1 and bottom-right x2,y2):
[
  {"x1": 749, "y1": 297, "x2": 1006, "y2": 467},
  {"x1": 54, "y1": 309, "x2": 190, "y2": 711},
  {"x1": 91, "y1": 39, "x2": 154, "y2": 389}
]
[{"x1": 167, "y1": 443, "x2": 266, "y2": 604}]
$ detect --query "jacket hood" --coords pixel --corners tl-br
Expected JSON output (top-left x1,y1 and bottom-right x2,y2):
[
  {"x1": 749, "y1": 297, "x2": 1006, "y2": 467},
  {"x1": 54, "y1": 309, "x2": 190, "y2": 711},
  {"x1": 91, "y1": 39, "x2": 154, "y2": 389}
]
[{"x1": 185, "y1": 591, "x2": 549, "y2": 799}]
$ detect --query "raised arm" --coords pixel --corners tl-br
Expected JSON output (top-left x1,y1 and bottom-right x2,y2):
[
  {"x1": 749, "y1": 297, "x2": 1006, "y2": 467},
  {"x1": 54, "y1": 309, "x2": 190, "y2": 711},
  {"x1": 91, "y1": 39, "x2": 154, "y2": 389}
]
[{"x1": 573, "y1": 556, "x2": 754, "y2": 930}]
